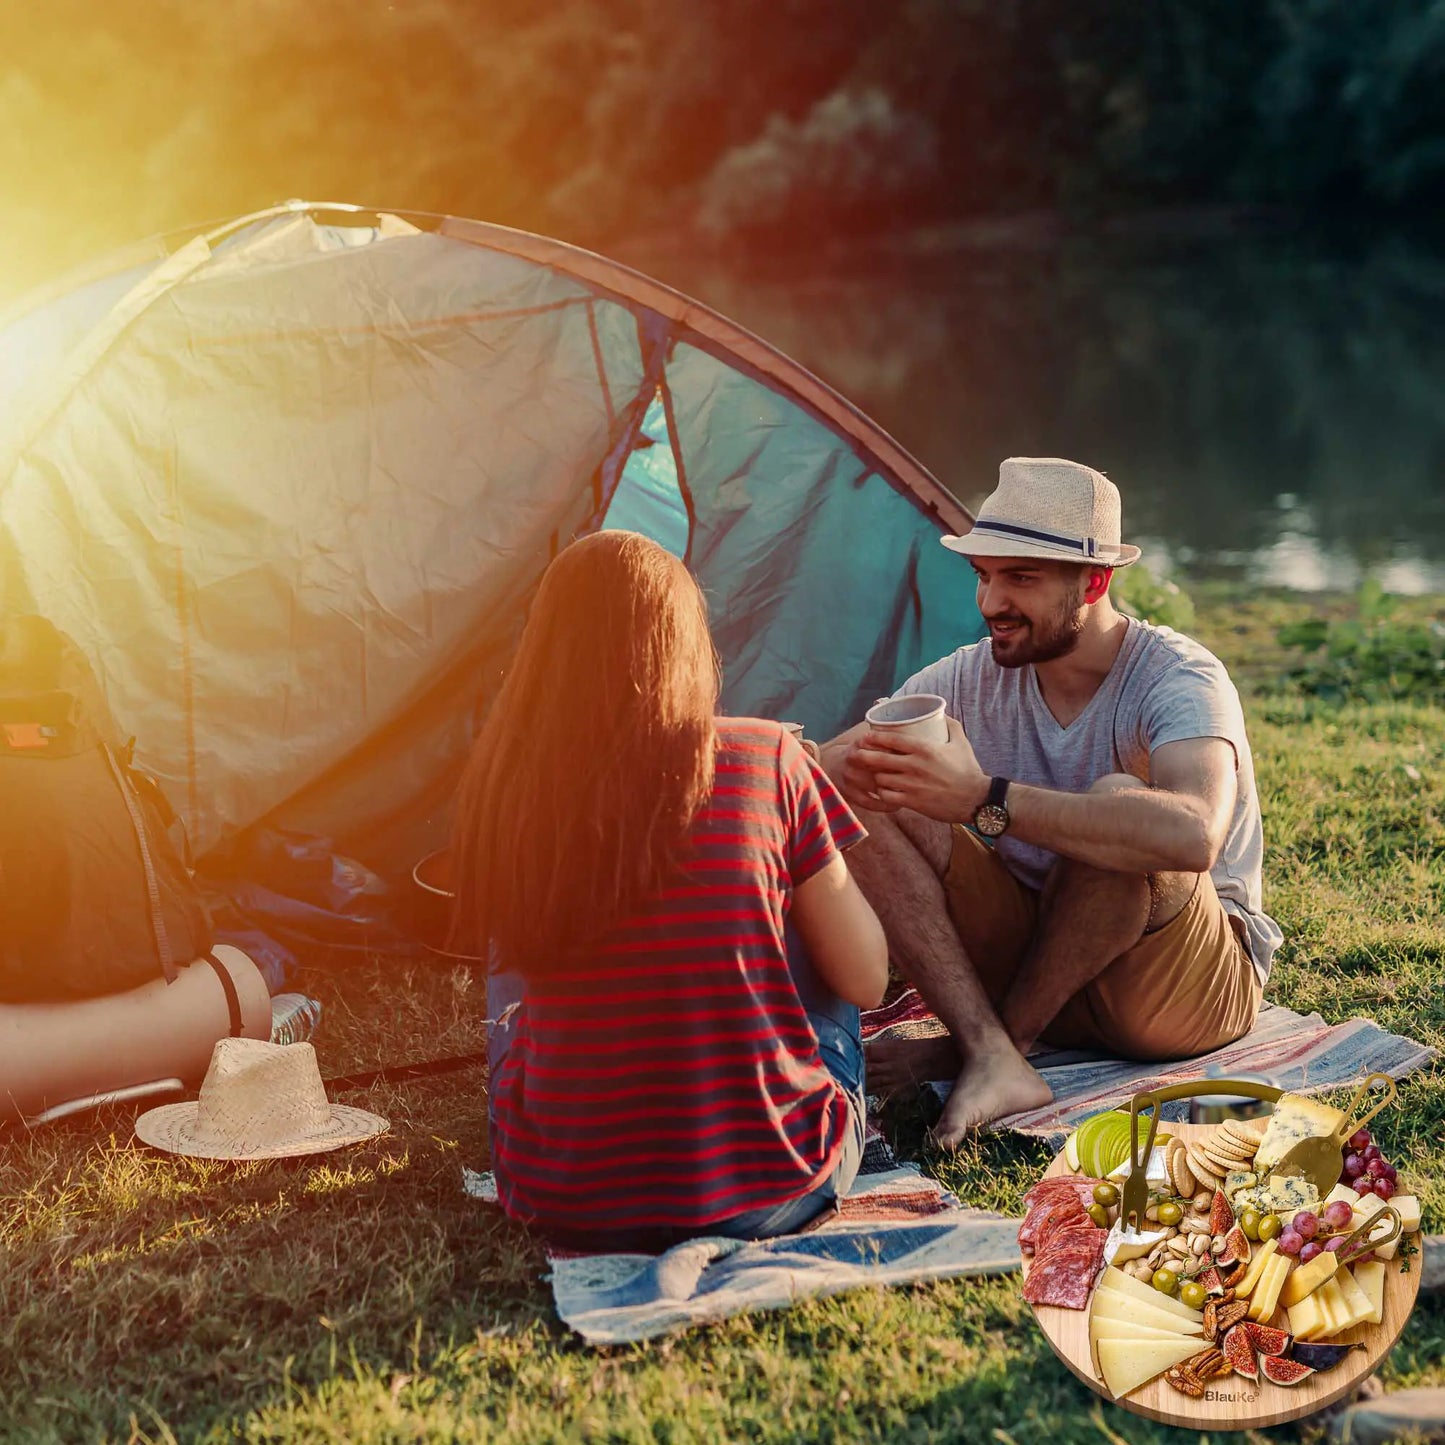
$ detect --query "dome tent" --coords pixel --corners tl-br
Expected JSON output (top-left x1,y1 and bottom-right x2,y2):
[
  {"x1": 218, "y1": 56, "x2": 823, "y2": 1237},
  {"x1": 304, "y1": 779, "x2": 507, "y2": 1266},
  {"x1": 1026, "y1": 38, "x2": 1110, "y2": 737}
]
[{"x1": 0, "y1": 201, "x2": 983, "y2": 969}]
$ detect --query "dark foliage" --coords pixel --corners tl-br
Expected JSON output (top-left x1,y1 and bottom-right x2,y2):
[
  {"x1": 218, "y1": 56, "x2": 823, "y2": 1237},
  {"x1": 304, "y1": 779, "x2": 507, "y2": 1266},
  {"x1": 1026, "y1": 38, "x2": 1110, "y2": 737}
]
[{"x1": 3, "y1": 2, "x2": 1444, "y2": 298}]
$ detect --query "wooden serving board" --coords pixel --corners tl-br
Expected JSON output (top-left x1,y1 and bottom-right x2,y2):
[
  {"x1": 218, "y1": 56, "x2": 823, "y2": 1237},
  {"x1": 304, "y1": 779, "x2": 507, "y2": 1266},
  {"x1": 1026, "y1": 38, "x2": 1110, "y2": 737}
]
[{"x1": 1023, "y1": 1120, "x2": 1424, "y2": 1429}]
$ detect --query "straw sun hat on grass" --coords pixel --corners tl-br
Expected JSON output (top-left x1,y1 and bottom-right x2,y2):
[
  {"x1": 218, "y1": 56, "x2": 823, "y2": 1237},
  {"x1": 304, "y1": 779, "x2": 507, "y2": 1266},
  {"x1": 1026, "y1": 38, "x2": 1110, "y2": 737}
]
[{"x1": 135, "y1": 1037, "x2": 388, "y2": 1160}]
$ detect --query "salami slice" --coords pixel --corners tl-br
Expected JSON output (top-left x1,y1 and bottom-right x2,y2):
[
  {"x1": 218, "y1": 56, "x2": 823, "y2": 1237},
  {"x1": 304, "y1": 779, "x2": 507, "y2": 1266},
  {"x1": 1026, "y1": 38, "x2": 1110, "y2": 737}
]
[
  {"x1": 1023, "y1": 1176, "x2": 1103, "y2": 1210},
  {"x1": 1019, "y1": 1194, "x2": 1082, "y2": 1252},
  {"x1": 1032, "y1": 1198, "x2": 1087, "y2": 1257},
  {"x1": 1034, "y1": 1221, "x2": 1100, "y2": 1267},
  {"x1": 1023, "y1": 1227, "x2": 1106, "y2": 1309}
]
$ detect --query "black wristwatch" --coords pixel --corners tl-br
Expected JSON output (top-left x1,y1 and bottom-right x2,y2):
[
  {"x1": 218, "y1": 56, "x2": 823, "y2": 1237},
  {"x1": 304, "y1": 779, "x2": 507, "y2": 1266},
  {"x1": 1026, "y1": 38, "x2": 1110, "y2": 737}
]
[{"x1": 973, "y1": 777, "x2": 1011, "y2": 838}]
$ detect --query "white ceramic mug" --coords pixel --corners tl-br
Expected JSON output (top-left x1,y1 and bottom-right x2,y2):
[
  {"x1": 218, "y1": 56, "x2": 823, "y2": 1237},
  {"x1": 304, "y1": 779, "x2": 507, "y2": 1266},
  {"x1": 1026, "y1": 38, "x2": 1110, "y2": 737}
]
[{"x1": 864, "y1": 693, "x2": 950, "y2": 746}]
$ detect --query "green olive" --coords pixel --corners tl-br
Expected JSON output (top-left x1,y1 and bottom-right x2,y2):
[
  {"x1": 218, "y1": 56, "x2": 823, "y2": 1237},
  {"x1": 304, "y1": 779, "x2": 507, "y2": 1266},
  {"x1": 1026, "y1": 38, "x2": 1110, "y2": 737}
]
[
  {"x1": 1179, "y1": 1281, "x2": 1208, "y2": 1311},
  {"x1": 1256, "y1": 1213, "x2": 1282, "y2": 1242},
  {"x1": 1239, "y1": 1208, "x2": 1261, "y2": 1241},
  {"x1": 1087, "y1": 1202, "x2": 1109, "y2": 1227},
  {"x1": 1151, "y1": 1267, "x2": 1180, "y2": 1296},
  {"x1": 1156, "y1": 1201, "x2": 1183, "y2": 1227},
  {"x1": 1092, "y1": 1182, "x2": 1119, "y2": 1209}
]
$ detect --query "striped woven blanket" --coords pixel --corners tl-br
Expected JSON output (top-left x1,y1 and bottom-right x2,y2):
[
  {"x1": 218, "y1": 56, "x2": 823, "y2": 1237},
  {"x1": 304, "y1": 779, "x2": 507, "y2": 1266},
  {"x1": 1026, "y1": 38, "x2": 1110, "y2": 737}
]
[{"x1": 861, "y1": 990, "x2": 1438, "y2": 1140}]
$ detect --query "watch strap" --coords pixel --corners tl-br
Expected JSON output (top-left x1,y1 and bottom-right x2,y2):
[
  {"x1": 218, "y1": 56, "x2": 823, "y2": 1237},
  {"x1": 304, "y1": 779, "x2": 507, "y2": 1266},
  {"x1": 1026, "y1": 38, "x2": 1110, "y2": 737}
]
[{"x1": 986, "y1": 776, "x2": 1010, "y2": 809}]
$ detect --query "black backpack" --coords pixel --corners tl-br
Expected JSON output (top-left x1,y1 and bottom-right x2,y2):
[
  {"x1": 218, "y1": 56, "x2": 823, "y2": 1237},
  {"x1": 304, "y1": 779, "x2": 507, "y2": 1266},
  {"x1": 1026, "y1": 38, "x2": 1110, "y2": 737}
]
[{"x1": 0, "y1": 616, "x2": 213, "y2": 1001}]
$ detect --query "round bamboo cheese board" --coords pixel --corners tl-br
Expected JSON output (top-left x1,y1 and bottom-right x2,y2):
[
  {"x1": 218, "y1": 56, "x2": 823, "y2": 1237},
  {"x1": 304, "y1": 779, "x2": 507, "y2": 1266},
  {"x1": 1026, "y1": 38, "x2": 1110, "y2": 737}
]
[{"x1": 1023, "y1": 1120, "x2": 1424, "y2": 1429}]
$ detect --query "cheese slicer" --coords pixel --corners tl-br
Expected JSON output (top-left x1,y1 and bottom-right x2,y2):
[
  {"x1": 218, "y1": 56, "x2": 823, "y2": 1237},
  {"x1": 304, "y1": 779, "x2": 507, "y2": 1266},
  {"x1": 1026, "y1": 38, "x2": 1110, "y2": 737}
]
[{"x1": 1271, "y1": 1071, "x2": 1397, "y2": 1194}]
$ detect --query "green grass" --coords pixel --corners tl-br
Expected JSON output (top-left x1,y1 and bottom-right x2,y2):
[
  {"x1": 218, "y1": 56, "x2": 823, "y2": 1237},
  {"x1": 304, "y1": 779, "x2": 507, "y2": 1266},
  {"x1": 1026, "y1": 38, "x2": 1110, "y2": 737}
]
[{"x1": 2, "y1": 588, "x2": 1442, "y2": 1444}]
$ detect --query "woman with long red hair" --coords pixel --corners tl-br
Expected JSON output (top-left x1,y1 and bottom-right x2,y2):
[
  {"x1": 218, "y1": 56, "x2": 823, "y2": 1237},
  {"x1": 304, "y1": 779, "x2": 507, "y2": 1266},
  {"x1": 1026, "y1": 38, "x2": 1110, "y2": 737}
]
[{"x1": 450, "y1": 530, "x2": 887, "y2": 1250}]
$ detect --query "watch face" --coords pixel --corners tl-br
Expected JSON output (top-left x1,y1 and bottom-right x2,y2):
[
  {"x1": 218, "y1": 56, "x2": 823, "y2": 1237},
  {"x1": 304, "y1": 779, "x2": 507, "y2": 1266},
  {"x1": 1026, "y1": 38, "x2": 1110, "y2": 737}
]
[{"x1": 975, "y1": 803, "x2": 1009, "y2": 838}]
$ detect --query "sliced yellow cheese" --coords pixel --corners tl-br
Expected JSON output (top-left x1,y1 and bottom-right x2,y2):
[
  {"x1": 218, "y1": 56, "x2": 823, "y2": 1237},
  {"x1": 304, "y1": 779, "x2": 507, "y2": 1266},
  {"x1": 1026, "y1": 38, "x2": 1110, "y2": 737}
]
[
  {"x1": 1352, "y1": 1260, "x2": 1386, "y2": 1325},
  {"x1": 1287, "y1": 1291, "x2": 1332, "y2": 1342},
  {"x1": 1279, "y1": 1249, "x2": 1339, "y2": 1307},
  {"x1": 1315, "y1": 1277, "x2": 1346, "y2": 1335},
  {"x1": 1391, "y1": 1195, "x2": 1421, "y2": 1234},
  {"x1": 1326, "y1": 1182, "x2": 1361, "y2": 1210},
  {"x1": 1333, "y1": 1267, "x2": 1376, "y2": 1333},
  {"x1": 1096, "y1": 1337, "x2": 1204, "y2": 1400},
  {"x1": 1234, "y1": 1237, "x2": 1278, "y2": 1298},
  {"x1": 1095, "y1": 1267, "x2": 1204, "y2": 1322},
  {"x1": 1247, "y1": 1254, "x2": 1291, "y2": 1323},
  {"x1": 1253, "y1": 1094, "x2": 1344, "y2": 1173},
  {"x1": 1090, "y1": 1291, "x2": 1206, "y2": 1336}
]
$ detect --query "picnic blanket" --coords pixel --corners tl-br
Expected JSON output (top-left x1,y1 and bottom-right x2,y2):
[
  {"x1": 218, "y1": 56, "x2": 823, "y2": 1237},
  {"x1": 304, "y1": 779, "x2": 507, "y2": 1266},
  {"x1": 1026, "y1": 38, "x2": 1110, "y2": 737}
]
[
  {"x1": 862, "y1": 991, "x2": 1439, "y2": 1140},
  {"x1": 463, "y1": 1162, "x2": 1019, "y2": 1345}
]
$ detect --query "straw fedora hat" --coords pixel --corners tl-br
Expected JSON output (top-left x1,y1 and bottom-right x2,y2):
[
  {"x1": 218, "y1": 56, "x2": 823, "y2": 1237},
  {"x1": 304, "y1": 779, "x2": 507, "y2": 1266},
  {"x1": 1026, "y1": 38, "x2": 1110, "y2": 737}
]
[
  {"x1": 134, "y1": 1037, "x2": 388, "y2": 1160},
  {"x1": 942, "y1": 457, "x2": 1141, "y2": 568}
]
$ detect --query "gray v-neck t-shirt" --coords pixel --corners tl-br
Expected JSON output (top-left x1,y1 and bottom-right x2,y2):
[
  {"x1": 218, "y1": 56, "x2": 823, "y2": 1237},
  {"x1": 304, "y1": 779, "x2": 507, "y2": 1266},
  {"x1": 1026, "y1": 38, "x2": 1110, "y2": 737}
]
[{"x1": 895, "y1": 618, "x2": 1281, "y2": 983}]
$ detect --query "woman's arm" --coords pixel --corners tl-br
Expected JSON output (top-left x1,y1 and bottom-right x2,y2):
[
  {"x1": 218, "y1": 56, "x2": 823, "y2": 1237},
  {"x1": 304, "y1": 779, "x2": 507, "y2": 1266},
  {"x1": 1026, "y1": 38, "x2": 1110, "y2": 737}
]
[{"x1": 790, "y1": 854, "x2": 888, "y2": 1009}]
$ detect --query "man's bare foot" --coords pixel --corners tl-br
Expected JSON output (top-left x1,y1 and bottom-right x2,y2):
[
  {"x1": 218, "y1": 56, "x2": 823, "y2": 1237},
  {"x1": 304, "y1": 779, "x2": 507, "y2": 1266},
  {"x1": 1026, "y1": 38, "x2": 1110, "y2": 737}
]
[
  {"x1": 864, "y1": 1033, "x2": 960, "y2": 1093},
  {"x1": 930, "y1": 1045, "x2": 1053, "y2": 1149}
]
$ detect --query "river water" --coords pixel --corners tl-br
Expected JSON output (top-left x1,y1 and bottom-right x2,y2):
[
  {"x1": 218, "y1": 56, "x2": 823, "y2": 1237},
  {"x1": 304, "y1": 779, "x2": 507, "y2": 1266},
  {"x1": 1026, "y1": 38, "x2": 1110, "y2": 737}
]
[{"x1": 633, "y1": 228, "x2": 1445, "y2": 594}]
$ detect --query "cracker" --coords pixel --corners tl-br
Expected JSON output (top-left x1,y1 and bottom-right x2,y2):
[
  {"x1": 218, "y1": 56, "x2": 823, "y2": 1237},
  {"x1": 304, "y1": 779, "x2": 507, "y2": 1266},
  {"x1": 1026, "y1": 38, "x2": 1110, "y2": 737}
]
[
  {"x1": 1167, "y1": 1150, "x2": 1190, "y2": 1196},
  {"x1": 1221, "y1": 1119, "x2": 1265, "y2": 1152},
  {"x1": 1186, "y1": 1147, "x2": 1222, "y2": 1189},
  {"x1": 1204, "y1": 1132, "x2": 1255, "y2": 1162}
]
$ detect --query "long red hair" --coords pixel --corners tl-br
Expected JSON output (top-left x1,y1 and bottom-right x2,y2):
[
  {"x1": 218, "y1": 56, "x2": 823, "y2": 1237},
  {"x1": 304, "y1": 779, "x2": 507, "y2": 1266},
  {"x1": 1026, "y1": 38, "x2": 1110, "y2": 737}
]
[{"x1": 448, "y1": 531, "x2": 719, "y2": 976}]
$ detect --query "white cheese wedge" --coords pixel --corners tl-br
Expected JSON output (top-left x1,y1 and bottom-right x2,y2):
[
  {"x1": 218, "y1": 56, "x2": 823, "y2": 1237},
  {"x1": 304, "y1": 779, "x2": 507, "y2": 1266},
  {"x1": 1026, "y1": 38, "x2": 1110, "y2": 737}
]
[
  {"x1": 1096, "y1": 1267, "x2": 1205, "y2": 1322},
  {"x1": 1102, "y1": 1220, "x2": 1171, "y2": 1267},
  {"x1": 1090, "y1": 1291, "x2": 1205, "y2": 1336},
  {"x1": 1253, "y1": 1094, "x2": 1344, "y2": 1173},
  {"x1": 1089, "y1": 1314, "x2": 1202, "y2": 1346},
  {"x1": 1106, "y1": 1145, "x2": 1171, "y2": 1191},
  {"x1": 1097, "y1": 1337, "x2": 1202, "y2": 1399},
  {"x1": 1352, "y1": 1260, "x2": 1386, "y2": 1325},
  {"x1": 1326, "y1": 1182, "x2": 1360, "y2": 1210}
]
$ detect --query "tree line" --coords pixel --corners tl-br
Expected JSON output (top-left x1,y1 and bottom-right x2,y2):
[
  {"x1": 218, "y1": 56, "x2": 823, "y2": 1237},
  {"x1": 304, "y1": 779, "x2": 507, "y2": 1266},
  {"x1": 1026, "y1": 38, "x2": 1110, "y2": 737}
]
[{"x1": 2, "y1": 0, "x2": 1442, "y2": 302}]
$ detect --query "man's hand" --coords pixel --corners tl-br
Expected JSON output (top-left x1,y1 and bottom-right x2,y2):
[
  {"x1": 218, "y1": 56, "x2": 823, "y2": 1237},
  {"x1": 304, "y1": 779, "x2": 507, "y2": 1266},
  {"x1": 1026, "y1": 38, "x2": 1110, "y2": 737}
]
[{"x1": 847, "y1": 717, "x2": 990, "y2": 821}]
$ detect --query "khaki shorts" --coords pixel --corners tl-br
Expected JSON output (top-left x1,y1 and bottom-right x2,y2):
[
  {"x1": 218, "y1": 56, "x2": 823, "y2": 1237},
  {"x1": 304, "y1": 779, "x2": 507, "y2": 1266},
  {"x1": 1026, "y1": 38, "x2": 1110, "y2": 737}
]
[{"x1": 943, "y1": 825, "x2": 1263, "y2": 1060}]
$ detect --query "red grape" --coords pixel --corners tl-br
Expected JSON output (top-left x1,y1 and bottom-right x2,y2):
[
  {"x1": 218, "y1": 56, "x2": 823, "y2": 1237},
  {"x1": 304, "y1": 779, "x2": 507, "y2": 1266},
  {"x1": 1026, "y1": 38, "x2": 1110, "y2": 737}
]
[
  {"x1": 1379, "y1": 1161, "x2": 1397, "y2": 1182},
  {"x1": 1371, "y1": 1178, "x2": 1395, "y2": 1200},
  {"x1": 1293, "y1": 1210, "x2": 1319, "y2": 1240},
  {"x1": 1323, "y1": 1200, "x2": 1354, "y2": 1229},
  {"x1": 1363, "y1": 1144, "x2": 1382, "y2": 1162},
  {"x1": 1349, "y1": 1128, "x2": 1372, "y2": 1151},
  {"x1": 1278, "y1": 1229, "x2": 1304, "y2": 1256},
  {"x1": 1353, "y1": 1177, "x2": 1377, "y2": 1196},
  {"x1": 1343, "y1": 1153, "x2": 1365, "y2": 1178},
  {"x1": 1299, "y1": 1241, "x2": 1323, "y2": 1263},
  {"x1": 1353, "y1": 1249, "x2": 1376, "y2": 1264},
  {"x1": 1324, "y1": 1235, "x2": 1349, "y2": 1252}
]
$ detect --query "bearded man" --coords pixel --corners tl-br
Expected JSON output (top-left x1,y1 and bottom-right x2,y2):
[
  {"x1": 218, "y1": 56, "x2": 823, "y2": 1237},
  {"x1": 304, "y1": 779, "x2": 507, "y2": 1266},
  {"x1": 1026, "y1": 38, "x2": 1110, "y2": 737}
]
[{"x1": 821, "y1": 458, "x2": 1280, "y2": 1145}]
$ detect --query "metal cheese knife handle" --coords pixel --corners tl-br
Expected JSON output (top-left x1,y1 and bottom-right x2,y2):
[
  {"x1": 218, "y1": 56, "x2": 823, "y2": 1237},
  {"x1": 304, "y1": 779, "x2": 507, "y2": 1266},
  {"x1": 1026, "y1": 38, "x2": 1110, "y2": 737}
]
[
  {"x1": 1331, "y1": 1202, "x2": 1403, "y2": 1268},
  {"x1": 1122, "y1": 1079, "x2": 1285, "y2": 1231},
  {"x1": 1271, "y1": 1072, "x2": 1398, "y2": 1193}
]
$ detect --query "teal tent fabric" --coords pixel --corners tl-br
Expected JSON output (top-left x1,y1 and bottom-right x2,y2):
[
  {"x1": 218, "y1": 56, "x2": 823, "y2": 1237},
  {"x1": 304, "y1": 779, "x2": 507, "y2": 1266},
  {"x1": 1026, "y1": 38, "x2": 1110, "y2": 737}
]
[{"x1": 0, "y1": 203, "x2": 983, "y2": 928}]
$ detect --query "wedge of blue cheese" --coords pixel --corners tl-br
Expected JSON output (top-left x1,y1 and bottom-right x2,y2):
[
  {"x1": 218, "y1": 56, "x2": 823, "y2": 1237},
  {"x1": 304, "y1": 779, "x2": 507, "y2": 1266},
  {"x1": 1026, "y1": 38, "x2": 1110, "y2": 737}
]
[
  {"x1": 1267, "y1": 1175, "x2": 1321, "y2": 1220},
  {"x1": 1252, "y1": 1094, "x2": 1344, "y2": 1173}
]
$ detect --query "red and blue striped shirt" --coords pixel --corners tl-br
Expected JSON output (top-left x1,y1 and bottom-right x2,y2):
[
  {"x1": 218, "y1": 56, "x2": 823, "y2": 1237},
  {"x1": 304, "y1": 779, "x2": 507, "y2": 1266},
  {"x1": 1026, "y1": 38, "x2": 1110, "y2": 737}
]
[{"x1": 489, "y1": 718, "x2": 867, "y2": 1235}]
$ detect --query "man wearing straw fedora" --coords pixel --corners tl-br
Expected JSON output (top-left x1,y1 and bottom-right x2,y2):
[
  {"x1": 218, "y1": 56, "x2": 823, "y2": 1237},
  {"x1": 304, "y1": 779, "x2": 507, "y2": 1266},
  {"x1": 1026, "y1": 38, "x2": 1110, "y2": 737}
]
[{"x1": 823, "y1": 458, "x2": 1281, "y2": 1146}]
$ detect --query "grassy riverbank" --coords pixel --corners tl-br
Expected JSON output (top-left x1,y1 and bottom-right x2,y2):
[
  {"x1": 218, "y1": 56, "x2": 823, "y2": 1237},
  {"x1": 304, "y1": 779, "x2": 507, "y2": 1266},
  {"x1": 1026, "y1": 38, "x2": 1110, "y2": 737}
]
[{"x1": 1, "y1": 587, "x2": 1441, "y2": 1444}]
